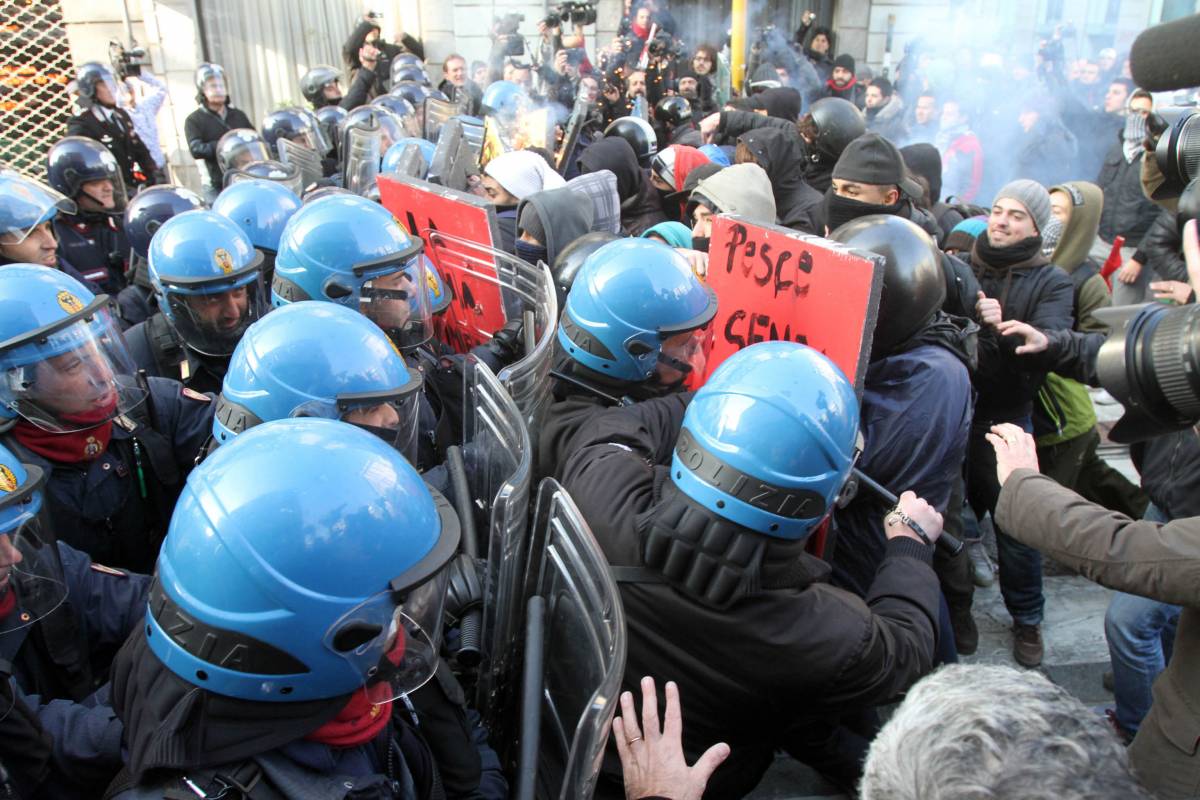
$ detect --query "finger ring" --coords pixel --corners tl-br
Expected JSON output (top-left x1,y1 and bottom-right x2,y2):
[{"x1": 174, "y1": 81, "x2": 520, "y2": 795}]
[{"x1": 627, "y1": 736, "x2": 643, "y2": 744}]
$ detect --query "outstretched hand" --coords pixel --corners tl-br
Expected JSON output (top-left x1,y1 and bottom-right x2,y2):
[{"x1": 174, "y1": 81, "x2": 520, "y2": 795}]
[
  {"x1": 614, "y1": 677, "x2": 729, "y2": 800},
  {"x1": 994, "y1": 319, "x2": 1049, "y2": 354}
]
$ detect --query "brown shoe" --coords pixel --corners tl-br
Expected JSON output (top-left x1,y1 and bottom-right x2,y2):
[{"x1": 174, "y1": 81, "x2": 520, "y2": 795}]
[
  {"x1": 1013, "y1": 623, "x2": 1043, "y2": 667},
  {"x1": 951, "y1": 605, "x2": 979, "y2": 655}
]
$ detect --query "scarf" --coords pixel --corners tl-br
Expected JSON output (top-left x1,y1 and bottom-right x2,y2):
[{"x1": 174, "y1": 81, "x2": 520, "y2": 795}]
[
  {"x1": 11, "y1": 398, "x2": 117, "y2": 464},
  {"x1": 973, "y1": 232, "x2": 1044, "y2": 273},
  {"x1": 823, "y1": 189, "x2": 903, "y2": 234},
  {"x1": 826, "y1": 76, "x2": 857, "y2": 92},
  {"x1": 305, "y1": 633, "x2": 406, "y2": 748},
  {"x1": 1123, "y1": 113, "x2": 1147, "y2": 164}
]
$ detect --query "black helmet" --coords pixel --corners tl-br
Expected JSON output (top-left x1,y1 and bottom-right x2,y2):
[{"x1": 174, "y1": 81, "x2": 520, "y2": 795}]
[
  {"x1": 390, "y1": 80, "x2": 433, "y2": 110},
  {"x1": 655, "y1": 96, "x2": 693, "y2": 128},
  {"x1": 604, "y1": 116, "x2": 658, "y2": 166},
  {"x1": 45, "y1": 136, "x2": 128, "y2": 212},
  {"x1": 124, "y1": 185, "x2": 205, "y2": 259},
  {"x1": 75, "y1": 62, "x2": 117, "y2": 106},
  {"x1": 808, "y1": 97, "x2": 866, "y2": 163},
  {"x1": 828, "y1": 214, "x2": 945, "y2": 360},
  {"x1": 300, "y1": 65, "x2": 342, "y2": 105},
  {"x1": 551, "y1": 231, "x2": 622, "y2": 308},
  {"x1": 261, "y1": 108, "x2": 331, "y2": 157},
  {"x1": 314, "y1": 105, "x2": 348, "y2": 150}
]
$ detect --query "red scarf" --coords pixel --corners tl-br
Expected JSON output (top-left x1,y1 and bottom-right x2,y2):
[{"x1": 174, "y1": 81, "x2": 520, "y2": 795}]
[
  {"x1": 11, "y1": 400, "x2": 116, "y2": 464},
  {"x1": 305, "y1": 632, "x2": 407, "y2": 748},
  {"x1": 631, "y1": 20, "x2": 650, "y2": 40},
  {"x1": 827, "y1": 76, "x2": 857, "y2": 92}
]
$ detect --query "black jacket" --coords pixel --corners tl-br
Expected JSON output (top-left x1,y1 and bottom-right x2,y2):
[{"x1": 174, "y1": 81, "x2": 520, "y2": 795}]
[
  {"x1": 1131, "y1": 430, "x2": 1200, "y2": 520},
  {"x1": 968, "y1": 242, "x2": 1075, "y2": 420},
  {"x1": 183, "y1": 104, "x2": 254, "y2": 189},
  {"x1": 1097, "y1": 145, "x2": 1159, "y2": 245},
  {"x1": 66, "y1": 108, "x2": 156, "y2": 189},
  {"x1": 1135, "y1": 210, "x2": 1188, "y2": 282},
  {"x1": 738, "y1": 127, "x2": 824, "y2": 234},
  {"x1": 52, "y1": 214, "x2": 129, "y2": 295},
  {"x1": 556, "y1": 395, "x2": 940, "y2": 798}
]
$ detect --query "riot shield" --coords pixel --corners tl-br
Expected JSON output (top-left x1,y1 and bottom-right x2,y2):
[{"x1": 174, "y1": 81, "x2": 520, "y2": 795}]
[
  {"x1": 223, "y1": 160, "x2": 303, "y2": 195},
  {"x1": 277, "y1": 139, "x2": 324, "y2": 191},
  {"x1": 424, "y1": 97, "x2": 459, "y2": 142},
  {"x1": 426, "y1": 229, "x2": 557, "y2": 452},
  {"x1": 556, "y1": 96, "x2": 591, "y2": 175},
  {"x1": 342, "y1": 121, "x2": 383, "y2": 197},
  {"x1": 388, "y1": 143, "x2": 428, "y2": 179},
  {"x1": 458, "y1": 117, "x2": 485, "y2": 160},
  {"x1": 466, "y1": 358, "x2": 533, "y2": 743},
  {"x1": 516, "y1": 478, "x2": 627, "y2": 800},
  {"x1": 428, "y1": 119, "x2": 472, "y2": 191}
]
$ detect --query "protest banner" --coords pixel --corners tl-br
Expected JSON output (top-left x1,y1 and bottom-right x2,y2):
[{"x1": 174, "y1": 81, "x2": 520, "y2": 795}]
[
  {"x1": 701, "y1": 214, "x2": 884, "y2": 390},
  {"x1": 378, "y1": 174, "x2": 507, "y2": 351}
]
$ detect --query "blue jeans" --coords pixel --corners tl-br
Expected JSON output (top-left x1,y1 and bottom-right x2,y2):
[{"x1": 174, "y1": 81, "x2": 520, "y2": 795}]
[
  {"x1": 967, "y1": 417, "x2": 1044, "y2": 626},
  {"x1": 1105, "y1": 502, "x2": 1182, "y2": 735}
]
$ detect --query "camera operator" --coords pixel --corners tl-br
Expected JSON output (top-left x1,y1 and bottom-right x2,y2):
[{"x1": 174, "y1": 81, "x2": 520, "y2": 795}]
[
  {"x1": 340, "y1": 12, "x2": 424, "y2": 108},
  {"x1": 110, "y1": 43, "x2": 169, "y2": 183},
  {"x1": 65, "y1": 63, "x2": 156, "y2": 192}
]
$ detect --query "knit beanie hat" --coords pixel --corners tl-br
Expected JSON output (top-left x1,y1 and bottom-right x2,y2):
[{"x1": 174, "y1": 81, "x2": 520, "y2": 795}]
[
  {"x1": 993, "y1": 179, "x2": 1052, "y2": 235},
  {"x1": 833, "y1": 54, "x2": 856, "y2": 74},
  {"x1": 518, "y1": 202, "x2": 546, "y2": 242},
  {"x1": 944, "y1": 216, "x2": 987, "y2": 253}
]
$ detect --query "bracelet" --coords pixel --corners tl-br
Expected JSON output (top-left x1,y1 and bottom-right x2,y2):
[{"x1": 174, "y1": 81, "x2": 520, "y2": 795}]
[{"x1": 885, "y1": 507, "x2": 932, "y2": 546}]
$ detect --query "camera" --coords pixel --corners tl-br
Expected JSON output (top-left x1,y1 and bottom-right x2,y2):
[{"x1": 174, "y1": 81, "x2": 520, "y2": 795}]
[
  {"x1": 647, "y1": 30, "x2": 679, "y2": 60},
  {"x1": 560, "y1": 2, "x2": 597, "y2": 26},
  {"x1": 492, "y1": 13, "x2": 526, "y2": 57},
  {"x1": 109, "y1": 40, "x2": 150, "y2": 80}
]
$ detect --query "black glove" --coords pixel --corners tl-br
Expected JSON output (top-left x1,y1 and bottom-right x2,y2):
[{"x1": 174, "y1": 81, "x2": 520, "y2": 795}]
[{"x1": 483, "y1": 317, "x2": 526, "y2": 364}]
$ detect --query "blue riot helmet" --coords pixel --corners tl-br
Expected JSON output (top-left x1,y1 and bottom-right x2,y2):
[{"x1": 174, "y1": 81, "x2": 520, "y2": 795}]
[
  {"x1": 273, "y1": 194, "x2": 434, "y2": 351},
  {"x1": 148, "y1": 209, "x2": 266, "y2": 357},
  {"x1": 213, "y1": 179, "x2": 301, "y2": 289},
  {"x1": 222, "y1": 159, "x2": 303, "y2": 196},
  {"x1": 0, "y1": 170, "x2": 75, "y2": 253},
  {"x1": 215, "y1": 129, "x2": 271, "y2": 175},
  {"x1": 345, "y1": 104, "x2": 413, "y2": 156},
  {"x1": 698, "y1": 143, "x2": 731, "y2": 167},
  {"x1": 0, "y1": 264, "x2": 148, "y2": 432},
  {"x1": 214, "y1": 302, "x2": 424, "y2": 462},
  {"x1": 382, "y1": 138, "x2": 437, "y2": 173},
  {"x1": 147, "y1": 417, "x2": 460, "y2": 702},
  {"x1": 74, "y1": 62, "x2": 118, "y2": 108},
  {"x1": 0, "y1": 443, "x2": 69, "y2": 644},
  {"x1": 123, "y1": 185, "x2": 205, "y2": 260},
  {"x1": 45, "y1": 136, "x2": 128, "y2": 214},
  {"x1": 261, "y1": 108, "x2": 331, "y2": 160},
  {"x1": 481, "y1": 79, "x2": 525, "y2": 117},
  {"x1": 672, "y1": 341, "x2": 860, "y2": 540},
  {"x1": 558, "y1": 238, "x2": 717, "y2": 384},
  {"x1": 393, "y1": 53, "x2": 424, "y2": 71},
  {"x1": 301, "y1": 186, "x2": 353, "y2": 205}
]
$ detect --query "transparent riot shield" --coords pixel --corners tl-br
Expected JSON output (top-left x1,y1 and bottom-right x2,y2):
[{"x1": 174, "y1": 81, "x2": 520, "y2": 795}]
[
  {"x1": 514, "y1": 478, "x2": 627, "y2": 800},
  {"x1": 458, "y1": 117, "x2": 485, "y2": 160},
  {"x1": 342, "y1": 121, "x2": 383, "y2": 197},
  {"x1": 466, "y1": 357, "x2": 533, "y2": 741},
  {"x1": 428, "y1": 119, "x2": 472, "y2": 191},
  {"x1": 277, "y1": 139, "x2": 324, "y2": 191},
  {"x1": 387, "y1": 143, "x2": 428, "y2": 179},
  {"x1": 426, "y1": 229, "x2": 557, "y2": 454},
  {"x1": 424, "y1": 97, "x2": 459, "y2": 142}
]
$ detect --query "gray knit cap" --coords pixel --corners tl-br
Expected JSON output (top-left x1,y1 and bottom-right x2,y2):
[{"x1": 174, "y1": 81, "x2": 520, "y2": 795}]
[{"x1": 994, "y1": 179, "x2": 1052, "y2": 235}]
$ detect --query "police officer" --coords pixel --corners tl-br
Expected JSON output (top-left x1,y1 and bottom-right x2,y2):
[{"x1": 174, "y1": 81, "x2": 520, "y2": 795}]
[
  {"x1": 118, "y1": 185, "x2": 206, "y2": 329},
  {"x1": 0, "y1": 170, "x2": 99, "y2": 292},
  {"x1": 105, "y1": 418, "x2": 505, "y2": 799},
  {"x1": 0, "y1": 441, "x2": 151, "y2": 797},
  {"x1": 654, "y1": 96, "x2": 702, "y2": 148},
  {"x1": 45, "y1": 136, "x2": 133, "y2": 295},
  {"x1": 0, "y1": 265, "x2": 214, "y2": 573},
  {"x1": 261, "y1": 107, "x2": 337, "y2": 180},
  {"x1": 556, "y1": 341, "x2": 943, "y2": 797},
  {"x1": 124, "y1": 209, "x2": 266, "y2": 395},
  {"x1": 65, "y1": 63, "x2": 157, "y2": 191},
  {"x1": 300, "y1": 65, "x2": 345, "y2": 110},
  {"x1": 184, "y1": 63, "x2": 254, "y2": 200},
  {"x1": 540, "y1": 237, "x2": 715, "y2": 478},
  {"x1": 212, "y1": 178, "x2": 302, "y2": 290}
]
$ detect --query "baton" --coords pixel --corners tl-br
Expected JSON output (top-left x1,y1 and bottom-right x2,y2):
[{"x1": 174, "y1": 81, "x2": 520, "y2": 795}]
[{"x1": 852, "y1": 468, "x2": 963, "y2": 556}]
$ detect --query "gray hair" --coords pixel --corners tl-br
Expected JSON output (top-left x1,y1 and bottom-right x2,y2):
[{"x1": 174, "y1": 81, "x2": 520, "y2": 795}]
[{"x1": 860, "y1": 665, "x2": 1151, "y2": 800}]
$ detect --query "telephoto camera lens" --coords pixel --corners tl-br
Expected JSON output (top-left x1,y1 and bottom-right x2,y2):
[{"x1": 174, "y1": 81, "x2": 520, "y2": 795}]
[
  {"x1": 1154, "y1": 107, "x2": 1200, "y2": 199},
  {"x1": 1095, "y1": 302, "x2": 1200, "y2": 443}
]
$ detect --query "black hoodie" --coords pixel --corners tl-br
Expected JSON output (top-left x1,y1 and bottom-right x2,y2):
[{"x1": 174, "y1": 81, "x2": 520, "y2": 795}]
[
  {"x1": 738, "y1": 127, "x2": 824, "y2": 234},
  {"x1": 578, "y1": 138, "x2": 666, "y2": 236},
  {"x1": 755, "y1": 87, "x2": 803, "y2": 121}
]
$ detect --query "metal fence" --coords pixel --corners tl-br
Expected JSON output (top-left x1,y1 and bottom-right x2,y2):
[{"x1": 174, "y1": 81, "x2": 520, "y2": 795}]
[{"x1": 0, "y1": 0, "x2": 71, "y2": 177}]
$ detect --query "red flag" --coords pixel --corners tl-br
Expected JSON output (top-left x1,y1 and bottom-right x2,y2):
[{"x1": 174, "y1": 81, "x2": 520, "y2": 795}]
[{"x1": 1101, "y1": 235, "x2": 1126, "y2": 288}]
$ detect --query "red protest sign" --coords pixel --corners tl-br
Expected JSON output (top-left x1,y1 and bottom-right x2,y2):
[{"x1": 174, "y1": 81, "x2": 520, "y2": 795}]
[
  {"x1": 378, "y1": 174, "x2": 507, "y2": 352},
  {"x1": 701, "y1": 214, "x2": 883, "y2": 390}
]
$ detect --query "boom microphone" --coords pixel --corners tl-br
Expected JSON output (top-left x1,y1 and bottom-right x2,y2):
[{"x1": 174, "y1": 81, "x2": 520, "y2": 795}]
[{"x1": 1130, "y1": 14, "x2": 1200, "y2": 92}]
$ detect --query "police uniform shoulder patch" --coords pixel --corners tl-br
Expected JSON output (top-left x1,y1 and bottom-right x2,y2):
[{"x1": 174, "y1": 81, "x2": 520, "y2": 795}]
[
  {"x1": 90, "y1": 563, "x2": 128, "y2": 577},
  {"x1": 181, "y1": 387, "x2": 211, "y2": 403},
  {"x1": 56, "y1": 290, "x2": 85, "y2": 314},
  {"x1": 0, "y1": 465, "x2": 16, "y2": 493}
]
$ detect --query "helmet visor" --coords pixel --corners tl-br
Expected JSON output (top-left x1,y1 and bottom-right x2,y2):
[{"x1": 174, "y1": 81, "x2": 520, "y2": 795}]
[
  {"x1": 217, "y1": 132, "x2": 271, "y2": 173},
  {"x1": 76, "y1": 165, "x2": 128, "y2": 216},
  {"x1": 290, "y1": 368, "x2": 424, "y2": 466},
  {"x1": 357, "y1": 248, "x2": 434, "y2": 351},
  {"x1": 656, "y1": 326, "x2": 708, "y2": 388},
  {"x1": 0, "y1": 170, "x2": 76, "y2": 244},
  {"x1": 0, "y1": 465, "x2": 68, "y2": 638},
  {"x1": 342, "y1": 123, "x2": 383, "y2": 198},
  {"x1": 0, "y1": 300, "x2": 149, "y2": 433},
  {"x1": 160, "y1": 264, "x2": 266, "y2": 358}
]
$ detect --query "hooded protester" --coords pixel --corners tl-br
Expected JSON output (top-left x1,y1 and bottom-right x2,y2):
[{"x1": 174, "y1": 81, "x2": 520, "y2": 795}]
[
  {"x1": 641, "y1": 220, "x2": 693, "y2": 248},
  {"x1": 830, "y1": 135, "x2": 982, "y2": 323},
  {"x1": 736, "y1": 127, "x2": 824, "y2": 234},
  {"x1": 1036, "y1": 182, "x2": 1146, "y2": 516},
  {"x1": 824, "y1": 54, "x2": 865, "y2": 110},
  {"x1": 686, "y1": 163, "x2": 777, "y2": 252},
  {"x1": 864, "y1": 78, "x2": 908, "y2": 145},
  {"x1": 754, "y1": 86, "x2": 803, "y2": 122},
  {"x1": 514, "y1": 186, "x2": 595, "y2": 267},
  {"x1": 650, "y1": 144, "x2": 712, "y2": 222},
  {"x1": 578, "y1": 137, "x2": 667, "y2": 236},
  {"x1": 1014, "y1": 99, "x2": 1079, "y2": 190},
  {"x1": 482, "y1": 150, "x2": 567, "y2": 252},
  {"x1": 964, "y1": 179, "x2": 1074, "y2": 669},
  {"x1": 901, "y1": 143, "x2": 971, "y2": 246}
]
